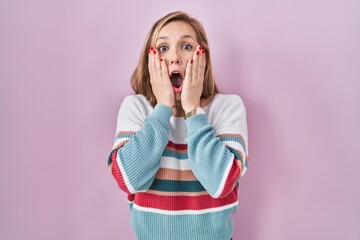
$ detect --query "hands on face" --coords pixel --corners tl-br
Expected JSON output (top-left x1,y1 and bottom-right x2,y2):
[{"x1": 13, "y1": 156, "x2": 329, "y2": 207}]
[
  {"x1": 181, "y1": 45, "x2": 206, "y2": 113},
  {"x1": 148, "y1": 46, "x2": 174, "y2": 109},
  {"x1": 148, "y1": 45, "x2": 206, "y2": 113}
]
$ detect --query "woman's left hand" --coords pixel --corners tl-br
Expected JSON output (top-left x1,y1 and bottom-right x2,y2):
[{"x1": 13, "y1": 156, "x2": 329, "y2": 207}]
[{"x1": 181, "y1": 45, "x2": 206, "y2": 113}]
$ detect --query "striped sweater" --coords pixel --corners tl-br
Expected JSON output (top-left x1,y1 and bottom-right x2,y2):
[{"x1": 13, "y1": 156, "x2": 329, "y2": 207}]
[{"x1": 108, "y1": 93, "x2": 248, "y2": 240}]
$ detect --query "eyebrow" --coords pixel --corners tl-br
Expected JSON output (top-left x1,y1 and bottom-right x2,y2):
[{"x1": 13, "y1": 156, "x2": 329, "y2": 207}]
[{"x1": 157, "y1": 34, "x2": 194, "y2": 41}]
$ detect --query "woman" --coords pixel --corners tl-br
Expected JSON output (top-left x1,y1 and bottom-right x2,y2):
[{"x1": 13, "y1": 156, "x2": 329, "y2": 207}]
[{"x1": 108, "y1": 11, "x2": 248, "y2": 240}]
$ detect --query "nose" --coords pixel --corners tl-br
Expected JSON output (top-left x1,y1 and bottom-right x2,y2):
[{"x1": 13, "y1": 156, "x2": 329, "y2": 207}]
[
  {"x1": 169, "y1": 49, "x2": 182, "y2": 65},
  {"x1": 171, "y1": 59, "x2": 181, "y2": 65}
]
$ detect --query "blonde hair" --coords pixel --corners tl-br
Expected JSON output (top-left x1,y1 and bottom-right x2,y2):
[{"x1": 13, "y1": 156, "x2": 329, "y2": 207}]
[{"x1": 131, "y1": 11, "x2": 219, "y2": 107}]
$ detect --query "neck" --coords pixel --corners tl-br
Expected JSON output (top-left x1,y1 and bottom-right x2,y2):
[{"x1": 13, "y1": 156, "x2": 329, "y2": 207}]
[
  {"x1": 170, "y1": 95, "x2": 216, "y2": 117},
  {"x1": 172, "y1": 100, "x2": 185, "y2": 117}
]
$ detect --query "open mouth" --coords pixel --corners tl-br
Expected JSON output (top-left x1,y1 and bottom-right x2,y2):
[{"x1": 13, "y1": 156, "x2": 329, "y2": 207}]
[{"x1": 170, "y1": 71, "x2": 184, "y2": 92}]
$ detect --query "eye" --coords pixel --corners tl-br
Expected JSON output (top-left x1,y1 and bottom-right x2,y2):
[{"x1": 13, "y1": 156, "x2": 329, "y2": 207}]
[
  {"x1": 159, "y1": 45, "x2": 169, "y2": 52},
  {"x1": 182, "y1": 43, "x2": 192, "y2": 50}
]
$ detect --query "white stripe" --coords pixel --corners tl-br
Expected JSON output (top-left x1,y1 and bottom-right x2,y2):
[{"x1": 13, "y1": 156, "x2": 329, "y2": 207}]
[
  {"x1": 160, "y1": 156, "x2": 190, "y2": 170},
  {"x1": 113, "y1": 137, "x2": 130, "y2": 149},
  {"x1": 133, "y1": 201, "x2": 238, "y2": 215},
  {"x1": 241, "y1": 161, "x2": 248, "y2": 176},
  {"x1": 222, "y1": 140, "x2": 246, "y2": 156},
  {"x1": 212, "y1": 154, "x2": 235, "y2": 198},
  {"x1": 223, "y1": 141, "x2": 248, "y2": 177},
  {"x1": 116, "y1": 153, "x2": 137, "y2": 194}
]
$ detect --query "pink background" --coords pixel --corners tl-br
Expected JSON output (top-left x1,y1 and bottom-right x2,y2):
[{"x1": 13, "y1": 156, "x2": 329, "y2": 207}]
[{"x1": 1, "y1": 0, "x2": 359, "y2": 239}]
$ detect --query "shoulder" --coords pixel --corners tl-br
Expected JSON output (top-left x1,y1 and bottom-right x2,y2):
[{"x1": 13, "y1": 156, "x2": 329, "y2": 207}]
[
  {"x1": 119, "y1": 94, "x2": 152, "y2": 113},
  {"x1": 122, "y1": 94, "x2": 149, "y2": 108},
  {"x1": 209, "y1": 93, "x2": 246, "y2": 112},
  {"x1": 117, "y1": 94, "x2": 152, "y2": 124},
  {"x1": 206, "y1": 94, "x2": 247, "y2": 129},
  {"x1": 216, "y1": 93, "x2": 244, "y2": 103}
]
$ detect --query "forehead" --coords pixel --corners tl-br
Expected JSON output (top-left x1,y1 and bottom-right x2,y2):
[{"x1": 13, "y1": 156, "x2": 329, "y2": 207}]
[{"x1": 158, "y1": 21, "x2": 197, "y2": 39}]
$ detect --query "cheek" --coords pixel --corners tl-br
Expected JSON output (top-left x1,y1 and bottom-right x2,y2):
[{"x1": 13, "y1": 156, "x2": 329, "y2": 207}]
[
  {"x1": 187, "y1": 50, "x2": 195, "y2": 59},
  {"x1": 159, "y1": 52, "x2": 167, "y2": 59},
  {"x1": 159, "y1": 52, "x2": 171, "y2": 65},
  {"x1": 182, "y1": 51, "x2": 195, "y2": 63}
]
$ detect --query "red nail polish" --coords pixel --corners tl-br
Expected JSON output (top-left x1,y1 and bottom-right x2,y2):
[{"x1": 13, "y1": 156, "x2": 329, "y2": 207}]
[
  {"x1": 199, "y1": 45, "x2": 203, "y2": 50},
  {"x1": 190, "y1": 59, "x2": 193, "y2": 64},
  {"x1": 196, "y1": 51, "x2": 200, "y2": 55},
  {"x1": 153, "y1": 50, "x2": 156, "y2": 54},
  {"x1": 202, "y1": 49, "x2": 205, "y2": 54},
  {"x1": 160, "y1": 58, "x2": 163, "y2": 62},
  {"x1": 150, "y1": 46, "x2": 154, "y2": 51}
]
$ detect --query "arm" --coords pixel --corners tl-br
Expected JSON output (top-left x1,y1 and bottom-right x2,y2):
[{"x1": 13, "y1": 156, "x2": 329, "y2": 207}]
[
  {"x1": 108, "y1": 95, "x2": 173, "y2": 194},
  {"x1": 185, "y1": 95, "x2": 249, "y2": 199}
]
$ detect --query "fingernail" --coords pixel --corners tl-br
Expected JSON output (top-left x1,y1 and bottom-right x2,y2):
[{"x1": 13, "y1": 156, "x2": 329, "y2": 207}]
[
  {"x1": 160, "y1": 57, "x2": 163, "y2": 62},
  {"x1": 196, "y1": 51, "x2": 200, "y2": 55},
  {"x1": 199, "y1": 45, "x2": 203, "y2": 50},
  {"x1": 190, "y1": 59, "x2": 193, "y2": 64},
  {"x1": 202, "y1": 49, "x2": 205, "y2": 54},
  {"x1": 153, "y1": 50, "x2": 156, "y2": 54},
  {"x1": 150, "y1": 46, "x2": 154, "y2": 51}
]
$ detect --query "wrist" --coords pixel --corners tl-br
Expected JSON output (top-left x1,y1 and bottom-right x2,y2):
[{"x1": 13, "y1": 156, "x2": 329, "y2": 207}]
[
  {"x1": 184, "y1": 108, "x2": 195, "y2": 113},
  {"x1": 157, "y1": 100, "x2": 173, "y2": 109},
  {"x1": 152, "y1": 104, "x2": 173, "y2": 122},
  {"x1": 183, "y1": 105, "x2": 198, "y2": 113},
  {"x1": 184, "y1": 106, "x2": 205, "y2": 120}
]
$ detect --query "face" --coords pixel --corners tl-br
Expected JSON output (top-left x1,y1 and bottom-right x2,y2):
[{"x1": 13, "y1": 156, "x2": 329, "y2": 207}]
[{"x1": 155, "y1": 21, "x2": 199, "y2": 100}]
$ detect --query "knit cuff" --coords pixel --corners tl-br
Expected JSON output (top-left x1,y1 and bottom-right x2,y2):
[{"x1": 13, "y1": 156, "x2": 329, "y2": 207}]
[
  {"x1": 185, "y1": 113, "x2": 208, "y2": 136},
  {"x1": 151, "y1": 104, "x2": 173, "y2": 124}
]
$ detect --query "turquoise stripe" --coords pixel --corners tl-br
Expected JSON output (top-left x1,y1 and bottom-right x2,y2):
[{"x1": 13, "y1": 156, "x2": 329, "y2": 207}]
[
  {"x1": 131, "y1": 205, "x2": 236, "y2": 240},
  {"x1": 107, "y1": 148, "x2": 117, "y2": 166},
  {"x1": 228, "y1": 146, "x2": 249, "y2": 170},
  {"x1": 110, "y1": 133, "x2": 134, "y2": 166},
  {"x1": 150, "y1": 179, "x2": 205, "y2": 192},
  {"x1": 115, "y1": 133, "x2": 134, "y2": 140},
  {"x1": 227, "y1": 146, "x2": 243, "y2": 162},
  {"x1": 245, "y1": 159, "x2": 249, "y2": 169},
  {"x1": 219, "y1": 136, "x2": 246, "y2": 153},
  {"x1": 162, "y1": 149, "x2": 188, "y2": 159}
]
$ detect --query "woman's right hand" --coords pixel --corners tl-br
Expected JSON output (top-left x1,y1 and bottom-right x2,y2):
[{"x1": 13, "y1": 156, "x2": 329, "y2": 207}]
[{"x1": 148, "y1": 46, "x2": 174, "y2": 109}]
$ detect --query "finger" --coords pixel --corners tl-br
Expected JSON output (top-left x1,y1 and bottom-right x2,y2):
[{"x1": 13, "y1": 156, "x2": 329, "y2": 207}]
[
  {"x1": 198, "y1": 47, "x2": 206, "y2": 80},
  {"x1": 148, "y1": 46, "x2": 155, "y2": 83},
  {"x1": 184, "y1": 58, "x2": 193, "y2": 84},
  {"x1": 152, "y1": 48, "x2": 161, "y2": 76},
  {"x1": 160, "y1": 57, "x2": 169, "y2": 80},
  {"x1": 192, "y1": 45, "x2": 202, "y2": 82}
]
